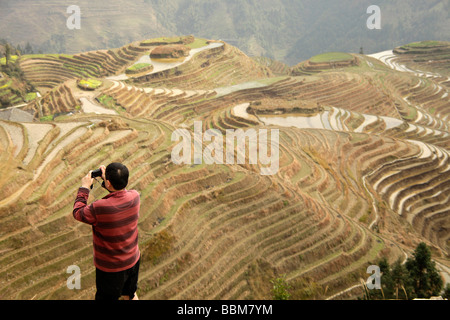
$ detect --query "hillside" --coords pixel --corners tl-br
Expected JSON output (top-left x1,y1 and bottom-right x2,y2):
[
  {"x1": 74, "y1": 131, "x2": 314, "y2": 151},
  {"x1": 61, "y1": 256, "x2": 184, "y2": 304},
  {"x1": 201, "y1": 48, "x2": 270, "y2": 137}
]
[
  {"x1": 0, "y1": 38, "x2": 449, "y2": 300},
  {"x1": 1, "y1": 0, "x2": 449, "y2": 64}
]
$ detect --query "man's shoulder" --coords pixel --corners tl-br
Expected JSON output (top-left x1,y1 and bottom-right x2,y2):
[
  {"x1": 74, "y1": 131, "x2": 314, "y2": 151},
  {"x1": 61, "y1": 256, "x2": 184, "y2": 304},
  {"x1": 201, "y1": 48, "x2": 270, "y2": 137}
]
[
  {"x1": 93, "y1": 190, "x2": 140, "y2": 212},
  {"x1": 127, "y1": 189, "x2": 140, "y2": 199}
]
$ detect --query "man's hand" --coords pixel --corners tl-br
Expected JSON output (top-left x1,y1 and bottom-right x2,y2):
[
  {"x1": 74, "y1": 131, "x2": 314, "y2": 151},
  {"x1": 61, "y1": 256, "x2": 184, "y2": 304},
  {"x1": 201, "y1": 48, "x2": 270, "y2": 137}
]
[
  {"x1": 100, "y1": 165, "x2": 106, "y2": 181},
  {"x1": 81, "y1": 171, "x2": 94, "y2": 189}
]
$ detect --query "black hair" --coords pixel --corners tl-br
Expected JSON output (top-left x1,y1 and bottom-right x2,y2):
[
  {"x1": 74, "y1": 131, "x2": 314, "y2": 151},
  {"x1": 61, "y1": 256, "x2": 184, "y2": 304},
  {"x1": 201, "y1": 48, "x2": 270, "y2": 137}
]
[{"x1": 105, "y1": 162, "x2": 129, "y2": 190}]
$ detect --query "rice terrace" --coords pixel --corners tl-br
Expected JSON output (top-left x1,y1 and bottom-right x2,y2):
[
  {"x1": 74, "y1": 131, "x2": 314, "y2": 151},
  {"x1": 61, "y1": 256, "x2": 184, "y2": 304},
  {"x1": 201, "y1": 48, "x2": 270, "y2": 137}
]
[{"x1": 0, "y1": 34, "x2": 449, "y2": 300}]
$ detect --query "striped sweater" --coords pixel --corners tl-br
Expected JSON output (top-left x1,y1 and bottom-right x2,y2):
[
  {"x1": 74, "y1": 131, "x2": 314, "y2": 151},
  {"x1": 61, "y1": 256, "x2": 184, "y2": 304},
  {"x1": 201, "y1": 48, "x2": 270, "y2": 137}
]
[{"x1": 73, "y1": 187, "x2": 140, "y2": 272}]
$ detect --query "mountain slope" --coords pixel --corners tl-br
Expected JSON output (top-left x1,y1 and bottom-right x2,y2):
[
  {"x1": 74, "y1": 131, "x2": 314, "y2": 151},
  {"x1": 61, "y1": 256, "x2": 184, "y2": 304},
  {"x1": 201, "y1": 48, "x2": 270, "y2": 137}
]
[{"x1": 0, "y1": 38, "x2": 448, "y2": 300}]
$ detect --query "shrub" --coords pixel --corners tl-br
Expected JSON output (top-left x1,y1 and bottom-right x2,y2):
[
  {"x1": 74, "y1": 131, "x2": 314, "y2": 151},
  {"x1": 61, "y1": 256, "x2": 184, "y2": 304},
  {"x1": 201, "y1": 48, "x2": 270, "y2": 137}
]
[{"x1": 271, "y1": 275, "x2": 291, "y2": 300}]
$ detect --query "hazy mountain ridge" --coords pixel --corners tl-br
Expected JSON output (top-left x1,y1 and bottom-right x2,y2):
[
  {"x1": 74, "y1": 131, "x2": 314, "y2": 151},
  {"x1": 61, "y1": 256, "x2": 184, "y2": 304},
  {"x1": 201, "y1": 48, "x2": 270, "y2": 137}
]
[{"x1": 1, "y1": 0, "x2": 449, "y2": 65}]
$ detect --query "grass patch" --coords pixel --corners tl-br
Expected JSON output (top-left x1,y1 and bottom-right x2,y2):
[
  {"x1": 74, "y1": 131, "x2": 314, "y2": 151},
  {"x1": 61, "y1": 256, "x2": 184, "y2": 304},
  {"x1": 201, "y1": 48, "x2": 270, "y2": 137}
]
[
  {"x1": 126, "y1": 63, "x2": 153, "y2": 74},
  {"x1": 25, "y1": 92, "x2": 37, "y2": 102},
  {"x1": 141, "y1": 37, "x2": 183, "y2": 45},
  {"x1": 40, "y1": 115, "x2": 53, "y2": 122},
  {"x1": 0, "y1": 55, "x2": 18, "y2": 65},
  {"x1": 256, "y1": 76, "x2": 290, "y2": 86},
  {"x1": 97, "y1": 94, "x2": 116, "y2": 108},
  {"x1": 21, "y1": 53, "x2": 73, "y2": 60},
  {"x1": 187, "y1": 38, "x2": 209, "y2": 49},
  {"x1": 402, "y1": 41, "x2": 443, "y2": 48},
  {"x1": 97, "y1": 94, "x2": 125, "y2": 114},
  {"x1": 77, "y1": 78, "x2": 102, "y2": 90},
  {"x1": 310, "y1": 52, "x2": 353, "y2": 63},
  {"x1": 127, "y1": 63, "x2": 152, "y2": 71},
  {"x1": 0, "y1": 80, "x2": 12, "y2": 89}
]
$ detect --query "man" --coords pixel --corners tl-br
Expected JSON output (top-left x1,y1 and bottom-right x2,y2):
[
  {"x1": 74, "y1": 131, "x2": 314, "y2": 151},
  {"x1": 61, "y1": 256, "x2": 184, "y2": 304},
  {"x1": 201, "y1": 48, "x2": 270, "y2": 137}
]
[{"x1": 73, "y1": 163, "x2": 141, "y2": 300}]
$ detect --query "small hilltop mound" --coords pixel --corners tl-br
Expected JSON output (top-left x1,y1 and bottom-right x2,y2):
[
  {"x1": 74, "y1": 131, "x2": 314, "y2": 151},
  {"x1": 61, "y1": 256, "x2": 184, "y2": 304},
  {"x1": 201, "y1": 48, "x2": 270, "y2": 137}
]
[
  {"x1": 394, "y1": 40, "x2": 450, "y2": 55},
  {"x1": 247, "y1": 98, "x2": 323, "y2": 116},
  {"x1": 150, "y1": 44, "x2": 191, "y2": 59},
  {"x1": 290, "y1": 52, "x2": 359, "y2": 76},
  {"x1": 140, "y1": 35, "x2": 195, "y2": 47},
  {"x1": 98, "y1": 117, "x2": 130, "y2": 131}
]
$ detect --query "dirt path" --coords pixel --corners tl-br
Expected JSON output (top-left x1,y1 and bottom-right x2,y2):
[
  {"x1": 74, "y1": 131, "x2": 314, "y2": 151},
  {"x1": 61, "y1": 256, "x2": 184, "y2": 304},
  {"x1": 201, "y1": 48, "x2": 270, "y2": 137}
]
[
  {"x1": 80, "y1": 97, "x2": 117, "y2": 115},
  {"x1": 22, "y1": 123, "x2": 53, "y2": 165},
  {"x1": 34, "y1": 126, "x2": 88, "y2": 177},
  {"x1": 0, "y1": 121, "x2": 24, "y2": 158},
  {"x1": 0, "y1": 125, "x2": 89, "y2": 208}
]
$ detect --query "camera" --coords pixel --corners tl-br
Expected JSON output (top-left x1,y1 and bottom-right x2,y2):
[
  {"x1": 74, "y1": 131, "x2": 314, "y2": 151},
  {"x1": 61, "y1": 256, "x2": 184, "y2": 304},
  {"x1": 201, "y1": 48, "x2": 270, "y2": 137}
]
[
  {"x1": 91, "y1": 168, "x2": 102, "y2": 178},
  {"x1": 90, "y1": 168, "x2": 106, "y2": 190}
]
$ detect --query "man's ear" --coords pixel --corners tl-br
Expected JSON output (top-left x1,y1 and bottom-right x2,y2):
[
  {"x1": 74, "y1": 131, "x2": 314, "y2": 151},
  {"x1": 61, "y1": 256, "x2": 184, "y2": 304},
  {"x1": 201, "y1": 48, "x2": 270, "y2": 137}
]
[{"x1": 105, "y1": 180, "x2": 114, "y2": 192}]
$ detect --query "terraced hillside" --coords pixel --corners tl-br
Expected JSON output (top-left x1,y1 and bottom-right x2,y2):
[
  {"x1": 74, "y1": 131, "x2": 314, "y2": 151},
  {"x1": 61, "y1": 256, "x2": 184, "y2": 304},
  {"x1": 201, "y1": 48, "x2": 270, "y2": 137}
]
[
  {"x1": 0, "y1": 38, "x2": 449, "y2": 300},
  {"x1": 393, "y1": 41, "x2": 450, "y2": 79},
  {"x1": 19, "y1": 42, "x2": 149, "y2": 93}
]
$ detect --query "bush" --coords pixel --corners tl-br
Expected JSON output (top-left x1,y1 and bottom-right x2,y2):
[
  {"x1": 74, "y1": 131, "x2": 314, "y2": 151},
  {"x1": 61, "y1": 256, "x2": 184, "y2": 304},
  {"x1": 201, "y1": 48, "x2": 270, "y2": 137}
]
[{"x1": 271, "y1": 275, "x2": 291, "y2": 300}]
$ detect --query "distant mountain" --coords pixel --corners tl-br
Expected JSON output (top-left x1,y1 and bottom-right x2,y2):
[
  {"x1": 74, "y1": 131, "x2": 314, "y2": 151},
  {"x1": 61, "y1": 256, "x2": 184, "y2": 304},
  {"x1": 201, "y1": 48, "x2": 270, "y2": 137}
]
[{"x1": 1, "y1": 0, "x2": 449, "y2": 65}]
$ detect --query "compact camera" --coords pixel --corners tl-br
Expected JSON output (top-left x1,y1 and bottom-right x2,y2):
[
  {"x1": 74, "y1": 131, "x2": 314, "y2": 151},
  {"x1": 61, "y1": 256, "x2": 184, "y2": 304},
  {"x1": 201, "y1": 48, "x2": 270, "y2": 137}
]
[
  {"x1": 90, "y1": 168, "x2": 106, "y2": 189},
  {"x1": 91, "y1": 168, "x2": 102, "y2": 178}
]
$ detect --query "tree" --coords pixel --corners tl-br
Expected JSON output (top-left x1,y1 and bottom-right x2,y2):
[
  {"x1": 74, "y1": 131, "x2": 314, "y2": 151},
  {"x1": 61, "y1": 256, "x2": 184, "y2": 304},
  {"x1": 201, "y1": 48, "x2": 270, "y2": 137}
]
[
  {"x1": 405, "y1": 242, "x2": 443, "y2": 298},
  {"x1": 391, "y1": 260, "x2": 413, "y2": 299},
  {"x1": 5, "y1": 44, "x2": 11, "y2": 65},
  {"x1": 25, "y1": 42, "x2": 33, "y2": 54},
  {"x1": 0, "y1": 95, "x2": 11, "y2": 108},
  {"x1": 443, "y1": 284, "x2": 450, "y2": 300},
  {"x1": 377, "y1": 257, "x2": 393, "y2": 298}
]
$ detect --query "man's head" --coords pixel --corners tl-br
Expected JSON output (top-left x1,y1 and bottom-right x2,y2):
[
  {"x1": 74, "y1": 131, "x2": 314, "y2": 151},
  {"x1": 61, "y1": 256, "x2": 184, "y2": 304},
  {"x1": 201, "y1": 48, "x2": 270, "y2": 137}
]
[{"x1": 104, "y1": 162, "x2": 129, "y2": 191}]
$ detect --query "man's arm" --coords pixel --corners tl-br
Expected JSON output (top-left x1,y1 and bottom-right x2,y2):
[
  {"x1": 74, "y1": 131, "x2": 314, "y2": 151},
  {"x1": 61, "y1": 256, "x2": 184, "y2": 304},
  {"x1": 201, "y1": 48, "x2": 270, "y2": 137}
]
[{"x1": 72, "y1": 172, "x2": 97, "y2": 225}]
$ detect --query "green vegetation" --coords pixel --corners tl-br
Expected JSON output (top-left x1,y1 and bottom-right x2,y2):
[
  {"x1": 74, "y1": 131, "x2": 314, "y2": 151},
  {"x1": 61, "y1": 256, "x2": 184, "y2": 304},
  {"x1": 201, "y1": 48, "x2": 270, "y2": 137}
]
[
  {"x1": 97, "y1": 94, "x2": 115, "y2": 107},
  {"x1": 186, "y1": 38, "x2": 209, "y2": 49},
  {"x1": 127, "y1": 63, "x2": 152, "y2": 72},
  {"x1": 0, "y1": 46, "x2": 36, "y2": 107},
  {"x1": 25, "y1": 92, "x2": 37, "y2": 102},
  {"x1": 77, "y1": 78, "x2": 102, "y2": 90},
  {"x1": 271, "y1": 275, "x2": 291, "y2": 300},
  {"x1": 403, "y1": 41, "x2": 443, "y2": 48},
  {"x1": 0, "y1": 80, "x2": 12, "y2": 90},
  {"x1": 0, "y1": 55, "x2": 18, "y2": 65},
  {"x1": 444, "y1": 284, "x2": 450, "y2": 299},
  {"x1": 141, "y1": 36, "x2": 183, "y2": 45},
  {"x1": 141, "y1": 230, "x2": 175, "y2": 265},
  {"x1": 97, "y1": 94, "x2": 125, "y2": 114},
  {"x1": 126, "y1": 63, "x2": 153, "y2": 75},
  {"x1": 310, "y1": 52, "x2": 353, "y2": 63},
  {"x1": 39, "y1": 115, "x2": 53, "y2": 122}
]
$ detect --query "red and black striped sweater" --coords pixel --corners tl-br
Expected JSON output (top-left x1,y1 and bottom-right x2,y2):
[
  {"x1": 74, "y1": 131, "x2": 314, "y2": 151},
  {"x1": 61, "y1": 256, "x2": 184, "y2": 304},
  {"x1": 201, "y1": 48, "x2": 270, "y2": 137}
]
[{"x1": 73, "y1": 187, "x2": 140, "y2": 272}]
